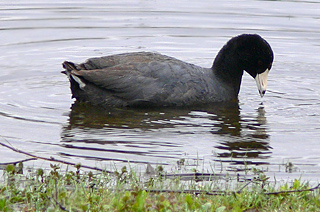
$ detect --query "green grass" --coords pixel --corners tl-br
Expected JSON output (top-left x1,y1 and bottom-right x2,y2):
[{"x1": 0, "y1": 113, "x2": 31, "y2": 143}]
[{"x1": 1, "y1": 163, "x2": 320, "y2": 212}]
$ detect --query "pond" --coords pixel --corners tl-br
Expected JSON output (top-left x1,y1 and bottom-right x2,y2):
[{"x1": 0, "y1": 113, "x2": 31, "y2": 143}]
[{"x1": 1, "y1": 0, "x2": 320, "y2": 182}]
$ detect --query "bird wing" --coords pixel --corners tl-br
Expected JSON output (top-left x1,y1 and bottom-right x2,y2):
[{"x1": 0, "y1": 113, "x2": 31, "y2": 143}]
[{"x1": 70, "y1": 52, "x2": 207, "y2": 105}]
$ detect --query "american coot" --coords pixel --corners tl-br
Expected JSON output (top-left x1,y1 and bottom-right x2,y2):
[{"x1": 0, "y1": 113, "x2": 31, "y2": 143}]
[{"x1": 62, "y1": 34, "x2": 273, "y2": 107}]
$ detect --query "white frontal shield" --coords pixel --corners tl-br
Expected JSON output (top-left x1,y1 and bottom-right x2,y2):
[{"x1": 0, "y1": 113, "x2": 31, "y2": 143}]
[{"x1": 255, "y1": 69, "x2": 269, "y2": 97}]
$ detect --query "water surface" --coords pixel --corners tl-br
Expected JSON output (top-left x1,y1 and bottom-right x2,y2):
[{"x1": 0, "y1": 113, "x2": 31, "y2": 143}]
[{"x1": 1, "y1": 0, "x2": 320, "y2": 182}]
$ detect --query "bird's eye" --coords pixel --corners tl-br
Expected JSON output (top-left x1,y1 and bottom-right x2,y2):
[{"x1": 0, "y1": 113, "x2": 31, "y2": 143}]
[{"x1": 268, "y1": 62, "x2": 272, "y2": 70}]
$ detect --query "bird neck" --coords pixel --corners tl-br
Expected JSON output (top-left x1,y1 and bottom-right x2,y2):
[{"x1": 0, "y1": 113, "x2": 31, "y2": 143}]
[{"x1": 212, "y1": 52, "x2": 244, "y2": 96}]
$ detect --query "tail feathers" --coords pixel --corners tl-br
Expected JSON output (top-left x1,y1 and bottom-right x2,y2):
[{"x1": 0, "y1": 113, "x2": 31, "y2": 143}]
[
  {"x1": 62, "y1": 61, "x2": 77, "y2": 74},
  {"x1": 62, "y1": 61, "x2": 86, "y2": 90}
]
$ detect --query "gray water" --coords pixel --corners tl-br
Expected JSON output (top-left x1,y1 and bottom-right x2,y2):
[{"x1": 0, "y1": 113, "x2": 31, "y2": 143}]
[{"x1": 1, "y1": 0, "x2": 320, "y2": 182}]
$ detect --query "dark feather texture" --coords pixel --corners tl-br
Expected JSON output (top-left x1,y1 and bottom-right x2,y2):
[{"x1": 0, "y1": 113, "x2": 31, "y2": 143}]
[{"x1": 62, "y1": 34, "x2": 273, "y2": 107}]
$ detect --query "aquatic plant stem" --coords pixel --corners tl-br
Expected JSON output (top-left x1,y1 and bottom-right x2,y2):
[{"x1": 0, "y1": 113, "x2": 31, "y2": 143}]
[
  {"x1": 0, "y1": 138, "x2": 111, "y2": 173},
  {"x1": 264, "y1": 183, "x2": 320, "y2": 195}
]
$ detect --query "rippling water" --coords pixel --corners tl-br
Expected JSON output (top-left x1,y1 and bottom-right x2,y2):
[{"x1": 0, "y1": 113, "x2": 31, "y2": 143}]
[{"x1": 1, "y1": 0, "x2": 320, "y2": 181}]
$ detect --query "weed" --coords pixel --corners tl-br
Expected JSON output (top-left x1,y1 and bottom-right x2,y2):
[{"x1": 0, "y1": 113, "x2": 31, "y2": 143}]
[{"x1": 1, "y1": 163, "x2": 320, "y2": 211}]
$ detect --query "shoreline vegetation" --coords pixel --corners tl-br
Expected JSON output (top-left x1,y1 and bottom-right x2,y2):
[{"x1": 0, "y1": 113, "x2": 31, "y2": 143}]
[{"x1": 1, "y1": 141, "x2": 320, "y2": 211}]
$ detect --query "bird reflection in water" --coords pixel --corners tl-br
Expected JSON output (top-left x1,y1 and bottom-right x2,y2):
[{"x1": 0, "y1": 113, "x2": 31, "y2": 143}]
[
  {"x1": 212, "y1": 105, "x2": 271, "y2": 166},
  {"x1": 61, "y1": 101, "x2": 272, "y2": 168}
]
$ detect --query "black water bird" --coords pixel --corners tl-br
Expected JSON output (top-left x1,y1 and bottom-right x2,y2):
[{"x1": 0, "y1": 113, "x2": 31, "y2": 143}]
[{"x1": 62, "y1": 34, "x2": 273, "y2": 107}]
